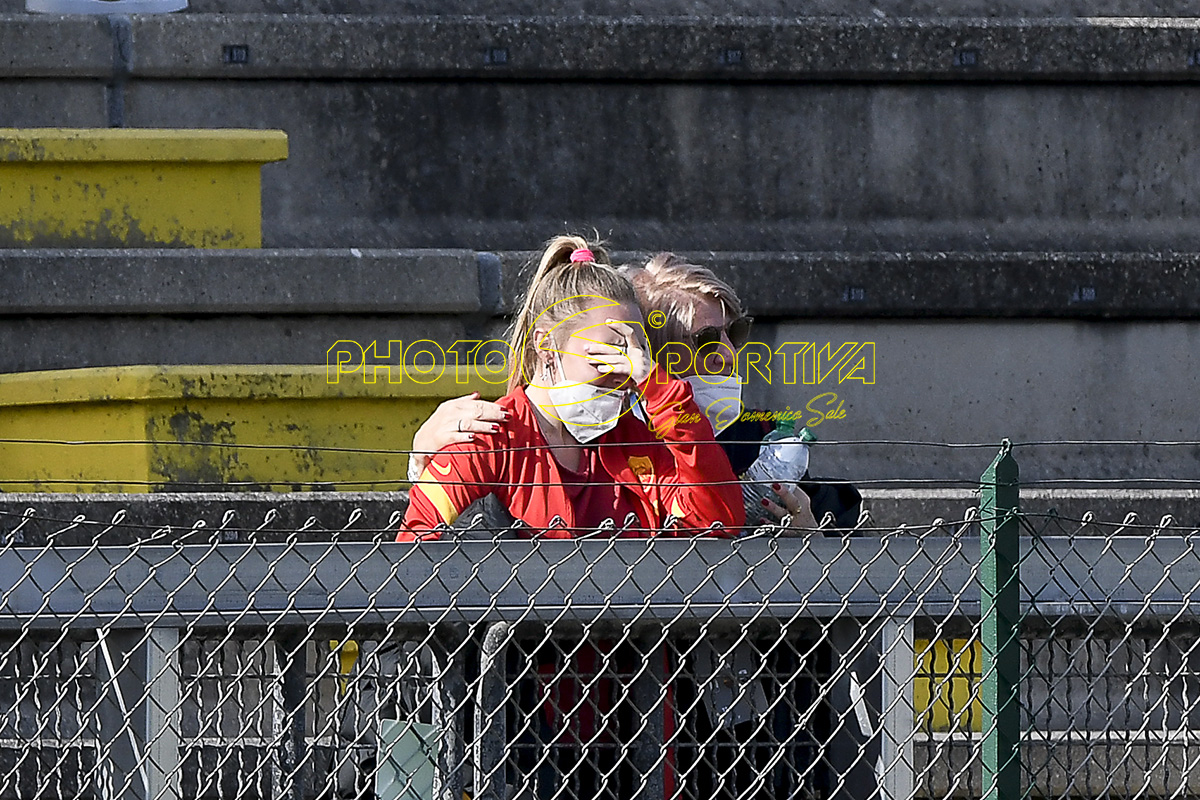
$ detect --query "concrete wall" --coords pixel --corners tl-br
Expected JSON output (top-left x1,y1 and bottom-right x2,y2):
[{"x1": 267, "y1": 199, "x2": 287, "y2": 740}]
[
  {"x1": 750, "y1": 319, "x2": 1200, "y2": 483},
  {"x1": 4, "y1": 16, "x2": 1200, "y2": 250},
  {"x1": 13, "y1": 314, "x2": 1193, "y2": 482},
  {"x1": 176, "y1": 0, "x2": 1200, "y2": 14},
  {"x1": 1, "y1": 249, "x2": 1194, "y2": 483},
  {"x1": 5, "y1": 248, "x2": 1196, "y2": 372},
  {"x1": 2, "y1": 489, "x2": 1196, "y2": 545},
  {"x1": 130, "y1": 81, "x2": 1200, "y2": 252}
]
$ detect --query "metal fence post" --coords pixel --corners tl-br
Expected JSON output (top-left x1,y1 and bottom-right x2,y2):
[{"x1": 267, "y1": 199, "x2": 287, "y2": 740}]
[
  {"x1": 271, "y1": 631, "x2": 309, "y2": 800},
  {"x1": 142, "y1": 628, "x2": 181, "y2": 800},
  {"x1": 95, "y1": 627, "x2": 181, "y2": 800},
  {"x1": 880, "y1": 617, "x2": 915, "y2": 800},
  {"x1": 433, "y1": 626, "x2": 468, "y2": 800},
  {"x1": 474, "y1": 622, "x2": 511, "y2": 800},
  {"x1": 980, "y1": 440, "x2": 1020, "y2": 800}
]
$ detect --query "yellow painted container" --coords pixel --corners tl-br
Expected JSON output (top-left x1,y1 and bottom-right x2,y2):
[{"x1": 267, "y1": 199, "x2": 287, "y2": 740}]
[
  {"x1": 0, "y1": 365, "x2": 502, "y2": 492},
  {"x1": 0, "y1": 128, "x2": 287, "y2": 248},
  {"x1": 914, "y1": 637, "x2": 983, "y2": 733}
]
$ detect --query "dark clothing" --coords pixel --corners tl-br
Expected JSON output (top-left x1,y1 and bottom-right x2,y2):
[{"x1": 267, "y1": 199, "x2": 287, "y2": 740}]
[{"x1": 799, "y1": 477, "x2": 865, "y2": 530}]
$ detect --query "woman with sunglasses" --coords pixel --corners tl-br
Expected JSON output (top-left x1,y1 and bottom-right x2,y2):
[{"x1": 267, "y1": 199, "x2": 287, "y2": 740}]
[
  {"x1": 622, "y1": 253, "x2": 819, "y2": 531},
  {"x1": 623, "y1": 254, "x2": 813, "y2": 800}
]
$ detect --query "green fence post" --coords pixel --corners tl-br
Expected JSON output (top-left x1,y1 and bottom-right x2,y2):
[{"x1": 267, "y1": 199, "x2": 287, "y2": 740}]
[{"x1": 980, "y1": 439, "x2": 1020, "y2": 800}]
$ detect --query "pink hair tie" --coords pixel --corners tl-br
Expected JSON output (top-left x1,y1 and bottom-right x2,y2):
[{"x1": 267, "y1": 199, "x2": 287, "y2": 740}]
[{"x1": 569, "y1": 248, "x2": 594, "y2": 264}]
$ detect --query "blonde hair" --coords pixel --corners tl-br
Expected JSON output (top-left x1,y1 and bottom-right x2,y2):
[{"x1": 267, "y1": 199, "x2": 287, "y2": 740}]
[
  {"x1": 507, "y1": 234, "x2": 640, "y2": 392},
  {"x1": 620, "y1": 252, "x2": 745, "y2": 359}
]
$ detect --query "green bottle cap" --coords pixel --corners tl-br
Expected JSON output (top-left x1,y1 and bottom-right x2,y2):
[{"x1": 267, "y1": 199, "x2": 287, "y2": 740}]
[
  {"x1": 775, "y1": 417, "x2": 795, "y2": 435},
  {"x1": 799, "y1": 427, "x2": 817, "y2": 443}
]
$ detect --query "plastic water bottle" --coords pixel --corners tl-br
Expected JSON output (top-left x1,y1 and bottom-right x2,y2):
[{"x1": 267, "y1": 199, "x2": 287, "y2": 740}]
[{"x1": 742, "y1": 420, "x2": 817, "y2": 528}]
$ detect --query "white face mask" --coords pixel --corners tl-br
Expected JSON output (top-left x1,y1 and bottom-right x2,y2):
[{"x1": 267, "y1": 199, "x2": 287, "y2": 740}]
[
  {"x1": 539, "y1": 352, "x2": 628, "y2": 443},
  {"x1": 685, "y1": 374, "x2": 744, "y2": 434}
]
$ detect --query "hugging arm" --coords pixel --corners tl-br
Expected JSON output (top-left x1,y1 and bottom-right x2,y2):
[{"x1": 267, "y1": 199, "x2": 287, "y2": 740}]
[{"x1": 407, "y1": 392, "x2": 508, "y2": 482}]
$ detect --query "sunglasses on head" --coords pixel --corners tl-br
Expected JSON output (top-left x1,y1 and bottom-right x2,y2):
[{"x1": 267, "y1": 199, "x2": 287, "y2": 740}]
[{"x1": 691, "y1": 316, "x2": 753, "y2": 350}]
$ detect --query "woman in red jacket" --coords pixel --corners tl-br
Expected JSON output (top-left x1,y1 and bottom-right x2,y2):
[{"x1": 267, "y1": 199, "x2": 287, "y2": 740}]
[
  {"x1": 399, "y1": 234, "x2": 744, "y2": 539},
  {"x1": 398, "y1": 235, "x2": 742, "y2": 799}
]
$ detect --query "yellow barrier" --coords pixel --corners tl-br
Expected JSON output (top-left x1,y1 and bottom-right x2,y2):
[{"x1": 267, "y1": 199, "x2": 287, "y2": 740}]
[
  {"x1": 914, "y1": 637, "x2": 983, "y2": 733},
  {"x1": 0, "y1": 364, "x2": 501, "y2": 492},
  {"x1": 0, "y1": 129, "x2": 287, "y2": 247}
]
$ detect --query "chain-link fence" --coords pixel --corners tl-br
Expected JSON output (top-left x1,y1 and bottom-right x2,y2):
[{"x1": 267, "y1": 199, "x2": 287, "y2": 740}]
[{"x1": 0, "y1": 445, "x2": 1198, "y2": 800}]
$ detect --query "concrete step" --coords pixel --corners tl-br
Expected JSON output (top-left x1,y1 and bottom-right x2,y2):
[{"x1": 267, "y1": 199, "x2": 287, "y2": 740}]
[
  {"x1": 1, "y1": 246, "x2": 1196, "y2": 372},
  {"x1": 8, "y1": 1, "x2": 1200, "y2": 14},
  {"x1": 6, "y1": 14, "x2": 1200, "y2": 81},
  {"x1": 0, "y1": 248, "x2": 1195, "y2": 487},
  {"x1": 4, "y1": 15, "x2": 1200, "y2": 249},
  {"x1": 2, "y1": 248, "x2": 1197, "y2": 320}
]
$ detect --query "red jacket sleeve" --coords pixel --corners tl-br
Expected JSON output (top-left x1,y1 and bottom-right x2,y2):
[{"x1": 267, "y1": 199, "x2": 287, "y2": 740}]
[
  {"x1": 636, "y1": 363, "x2": 745, "y2": 535},
  {"x1": 398, "y1": 441, "x2": 501, "y2": 541}
]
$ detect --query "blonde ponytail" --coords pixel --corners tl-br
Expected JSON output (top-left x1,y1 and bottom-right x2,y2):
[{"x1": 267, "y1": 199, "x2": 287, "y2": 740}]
[{"x1": 507, "y1": 234, "x2": 637, "y2": 392}]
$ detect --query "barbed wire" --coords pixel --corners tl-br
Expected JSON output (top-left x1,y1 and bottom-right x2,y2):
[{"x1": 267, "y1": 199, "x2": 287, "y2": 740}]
[
  {"x1": 0, "y1": 476, "x2": 991, "y2": 488},
  {"x1": 0, "y1": 436, "x2": 1198, "y2": 453},
  {"x1": 0, "y1": 507, "x2": 867, "y2": 538},
  {"x1": 2, "y1": 504, "x2": 1197, "y2": 541},
  {"x1": 9, "y1": 476, "x2": 1200, "y2": 489},
  {"x1": 0, "y1": 507, "x2": 403, "y2": 538},
  {"x1": 1018, "y1": 510, "x2": 1200, "y2": 535}
]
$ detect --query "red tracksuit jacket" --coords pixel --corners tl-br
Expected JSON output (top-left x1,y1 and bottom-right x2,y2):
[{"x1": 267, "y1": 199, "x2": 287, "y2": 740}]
[{"x1": 399, "y1": 362, "x2": 745, "y2": 537}]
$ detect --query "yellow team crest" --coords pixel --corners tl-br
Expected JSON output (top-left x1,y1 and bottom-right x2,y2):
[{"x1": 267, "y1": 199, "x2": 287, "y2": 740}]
[{"x1": 627, "y1": 456, "x2": 654, "y2": 479}]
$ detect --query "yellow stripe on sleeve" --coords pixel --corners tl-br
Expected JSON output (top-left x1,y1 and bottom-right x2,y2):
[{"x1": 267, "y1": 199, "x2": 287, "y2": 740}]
[{"x1": 417, "y1": 468, "x2": 461, "y2": 526}]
